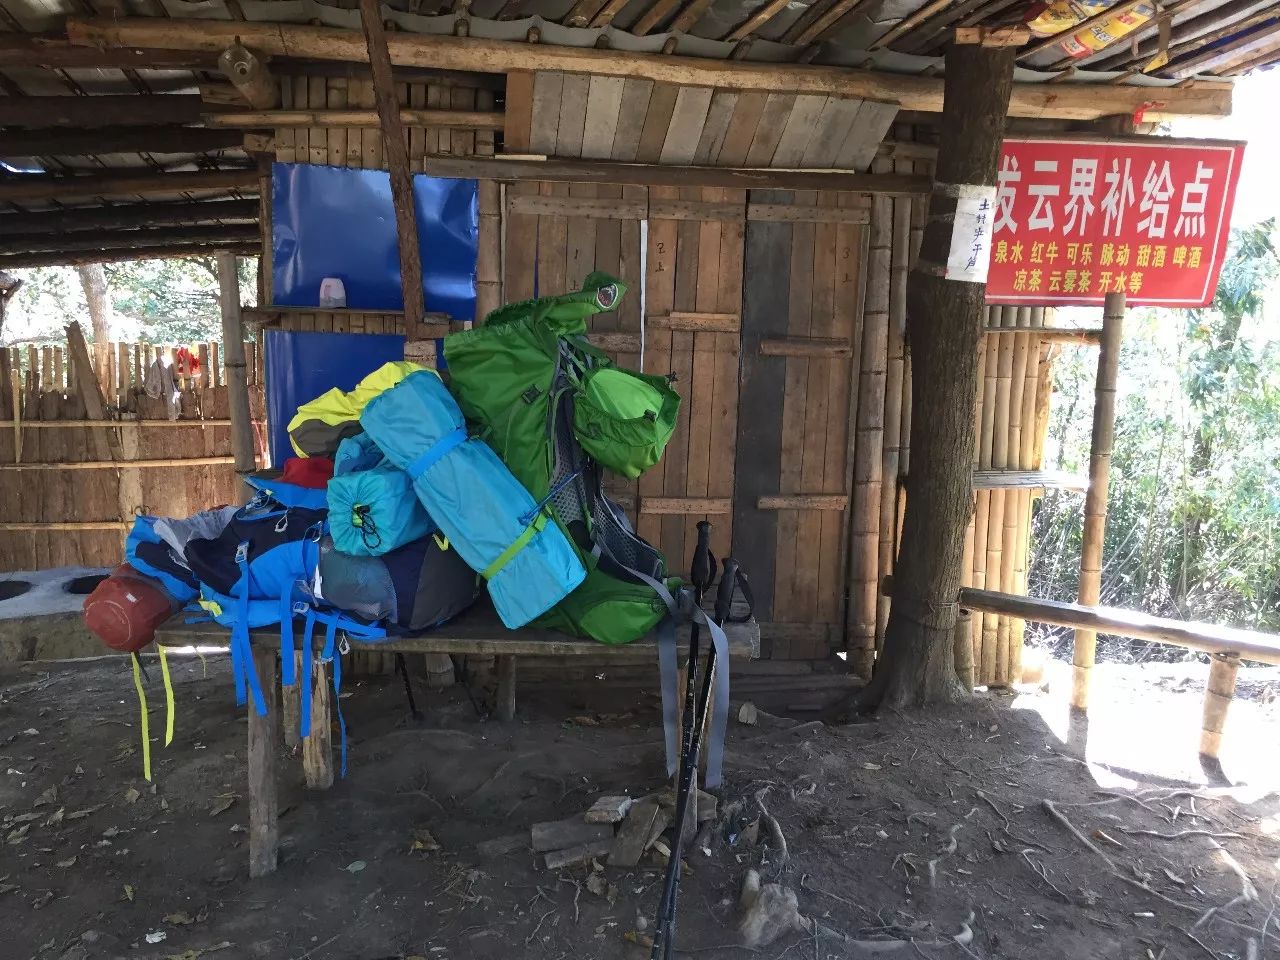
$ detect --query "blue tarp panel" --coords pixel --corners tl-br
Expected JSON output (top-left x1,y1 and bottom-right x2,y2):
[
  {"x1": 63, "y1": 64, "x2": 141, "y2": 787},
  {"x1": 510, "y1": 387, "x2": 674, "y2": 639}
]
[
  {"x1": 271, "y1": 162, "x2": 478, "y2": 321},
  {"x1": 265, "y1": 329, "x2": 406, "y2": 468}
]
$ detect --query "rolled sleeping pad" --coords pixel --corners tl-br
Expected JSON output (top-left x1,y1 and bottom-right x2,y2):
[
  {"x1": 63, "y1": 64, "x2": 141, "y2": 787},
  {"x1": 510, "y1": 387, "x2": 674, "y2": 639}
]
[
  {"x1": 83, "y1": 564, "x2": 181, "y2": 654},
  {"x1": 359, "y1": 370, "x2": 586, "y2": 628}
]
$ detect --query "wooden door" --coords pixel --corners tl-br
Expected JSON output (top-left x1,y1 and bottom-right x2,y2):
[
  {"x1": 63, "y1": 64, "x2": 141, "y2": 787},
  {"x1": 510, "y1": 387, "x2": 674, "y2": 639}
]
[
  {"x1": 733, "y1": 190, "x2": 869, "y2": 659},
  {"x1": 636, "y1": 187, "x2": 744, "y2": 570}
]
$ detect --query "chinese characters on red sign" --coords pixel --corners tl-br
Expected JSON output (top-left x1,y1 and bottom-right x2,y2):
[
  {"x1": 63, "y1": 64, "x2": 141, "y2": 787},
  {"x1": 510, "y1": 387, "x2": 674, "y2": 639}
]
[{"x1": 985, "y1": 138, "x2": 1244, "y2": 307}]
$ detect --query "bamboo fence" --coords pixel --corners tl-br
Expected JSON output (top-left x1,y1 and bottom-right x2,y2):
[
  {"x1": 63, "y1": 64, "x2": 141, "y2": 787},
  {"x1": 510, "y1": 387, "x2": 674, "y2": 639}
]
[{"x1": 0, "y1": 337, "x2": 266, "y2": 571}]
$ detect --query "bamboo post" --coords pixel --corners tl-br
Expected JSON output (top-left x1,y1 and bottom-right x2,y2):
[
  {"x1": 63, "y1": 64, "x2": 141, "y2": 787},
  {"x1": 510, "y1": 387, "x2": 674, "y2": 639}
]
[
  {"x1": 247, "y1": 646, "x2": 280, "y2": 878},
  {"x1": 1200, "y1": 653, "x2": 1239, "y2": 758},
  {"x1": 217, "y1": 250, "x2": 257, "y2": 500},
  {"x1": 1071, "y1": 291, "x2": 1125, "y2": 711},
  {"x1": 953, "y1": 609, "x2": 975, "y2": 690},
  {"x1": 877, "y1": 157, "x2": 910, "y2": 646},
  {"x1": 846, "y1": 178, "x2": 891, "y2": 677}
]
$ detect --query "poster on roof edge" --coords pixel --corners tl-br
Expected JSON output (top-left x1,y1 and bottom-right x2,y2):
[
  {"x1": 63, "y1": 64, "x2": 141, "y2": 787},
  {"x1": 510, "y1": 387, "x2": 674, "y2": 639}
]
[{"x1": 985, "y1": 137, "x2": 1245, "y2": 308}]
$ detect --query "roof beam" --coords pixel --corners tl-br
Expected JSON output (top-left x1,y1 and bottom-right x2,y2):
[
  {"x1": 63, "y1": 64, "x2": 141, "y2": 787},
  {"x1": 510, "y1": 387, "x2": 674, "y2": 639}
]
[
  {"x1": 0, "y1": 243, "x2": 259, "y2": 270},
  {"x1": 0, "y1": 32, "x2": 219, "y2": 69},
  {"x1": 64, "y1": 16, "x2": 1234, "y2": 121},
  {"x1": 0, "y1": 199, "x2": 259, "y2": 236},
  {"x1": 0, "y1": 126, "x2": 245, "y2": 159},
  {"x1": 424, "y1": 155, "x2": 931, "y2": 193},
  {"x1": 205, "y1": 108, "x2": 505, "y2": 129},
  {"x1": 4, "y1": 223, "x2": 261, "y2": 256},
  {"x1": 0, "y1": 169, "x2": 259, "y2": 203},
  {"x1": 0, "y1": 95, "x2": 233, "y2": 128}
]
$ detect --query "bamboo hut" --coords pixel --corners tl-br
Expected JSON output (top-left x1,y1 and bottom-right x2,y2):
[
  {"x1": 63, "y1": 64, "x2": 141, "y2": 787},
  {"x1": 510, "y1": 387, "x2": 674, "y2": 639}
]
[{"x1": 0, "y1": 0, "x2": 1268, "y2": 695}]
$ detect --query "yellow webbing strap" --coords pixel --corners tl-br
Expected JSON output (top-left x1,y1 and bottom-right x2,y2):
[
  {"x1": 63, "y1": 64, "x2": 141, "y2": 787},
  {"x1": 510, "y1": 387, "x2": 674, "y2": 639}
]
[
  {"x1": 158, "y1": 645, "x2": 175, "y2": 747},
  {"x1": 481, "y1": 513, "x2": 547, "y2": 581},
  {"x1": 131, "y1": 653, "x2": 152, "y2": 783}
]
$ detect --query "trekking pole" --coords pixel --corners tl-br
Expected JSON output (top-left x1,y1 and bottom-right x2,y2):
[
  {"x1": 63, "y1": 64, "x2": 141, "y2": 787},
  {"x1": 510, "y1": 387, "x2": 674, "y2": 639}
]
[
  {"x1": 651, "y1": 523, "x2": 716, "y2": 960},
  {"x1": 653, "y1": 556, "x2": 740, "y2": 960}
]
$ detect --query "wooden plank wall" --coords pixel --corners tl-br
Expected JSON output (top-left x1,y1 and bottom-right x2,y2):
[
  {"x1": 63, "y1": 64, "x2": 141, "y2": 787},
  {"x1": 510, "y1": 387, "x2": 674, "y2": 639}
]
[
  {"x1": 734, "y1": 191, "x2": 868, "y2": 659},
  {"x1": 0, "y1": 341, "x2": 266, "y2": 572},
  {"x1": 506, "y1": 70, "x2": 899, "y2": 172}
]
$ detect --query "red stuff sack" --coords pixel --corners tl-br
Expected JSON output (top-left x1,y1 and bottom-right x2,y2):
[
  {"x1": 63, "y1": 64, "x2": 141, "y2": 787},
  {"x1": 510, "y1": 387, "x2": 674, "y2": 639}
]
[{"x1": 83, "y1": 564, "x2": 180, "y2": 654}]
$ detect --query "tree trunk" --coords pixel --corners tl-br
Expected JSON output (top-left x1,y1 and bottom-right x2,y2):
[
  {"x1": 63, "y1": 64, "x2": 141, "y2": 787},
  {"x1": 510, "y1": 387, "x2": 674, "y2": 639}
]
[
  {"x1": 75, "y1": 263, "x2": 114, "y2": 376},
  {"x1": 855, "y1": 40, "x2": 1016, "y2": 710}
]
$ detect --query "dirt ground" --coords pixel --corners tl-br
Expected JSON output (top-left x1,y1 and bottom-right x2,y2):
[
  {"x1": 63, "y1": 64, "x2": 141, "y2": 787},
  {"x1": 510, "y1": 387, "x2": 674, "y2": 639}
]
[{"x1": 1, "y1": 650, "x2": 1278, "y2": 960}]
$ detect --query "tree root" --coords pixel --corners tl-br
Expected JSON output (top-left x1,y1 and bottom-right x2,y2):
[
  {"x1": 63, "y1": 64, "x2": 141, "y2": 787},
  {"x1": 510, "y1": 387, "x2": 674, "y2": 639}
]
[{"x1": 1041, "y1": 800, "x2": 1267, "y2": 937}]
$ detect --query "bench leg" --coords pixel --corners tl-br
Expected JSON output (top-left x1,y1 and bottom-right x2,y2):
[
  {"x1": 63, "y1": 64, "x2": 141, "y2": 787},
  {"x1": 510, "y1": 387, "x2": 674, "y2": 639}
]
[
  {"x1": 282, "y1": 652, "x2": 301, "y2": 751},
  {"x1": 495, "y1": 655, "x2": 516, "y2": 722},
  {"x1": 303, "y1": 658, "x2": 335, "y2": 790},
  {"x1": 1200, "y1": 653, "x2": 1240, "y2": 759},
  {"x1": 248, "y1": 648, "x2": 279, "y2": 878}
]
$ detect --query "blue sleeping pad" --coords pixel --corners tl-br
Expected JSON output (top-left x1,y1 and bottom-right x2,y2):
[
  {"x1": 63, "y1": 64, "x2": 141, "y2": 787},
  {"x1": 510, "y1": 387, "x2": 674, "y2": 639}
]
[{"x1": 360, "y1": 370, "x2": 586, "y2": 628}]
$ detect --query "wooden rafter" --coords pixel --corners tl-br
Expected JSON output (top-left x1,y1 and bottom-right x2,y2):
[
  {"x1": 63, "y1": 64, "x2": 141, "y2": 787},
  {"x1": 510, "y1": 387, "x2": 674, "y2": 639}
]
[
  {"x1": 0, "y1": 199, "x2": 259, "y2": 236},
  {"x1": 1043, "y1": 0, "x2": 1206, "y2": 70},
  {"x1": 0, "y1": 243, "x2": 259, "y2": 270},
  {"x1": 0, "y1": 32, "x2": 219, "y2": 69},
  {"x1": 0, "y1": 168, "x2": 258, "y2": 203},
  {"x1": 792, "y1": 0, "x2": 874, "y2": 46},
  {"x1": 631, "y1": 0, "x2": 685, "y2": 35},
  {"x1": 1164, "y1": 17, "x2": 1280, "y2": 77},
  {"x1": 5, "y1": 223, "x2": 260, "y2": 255},
  {"x1": 0, "y1": 94, "x2": 229, "y2": 127},
  {"x1": 0, "y1": 126, "x2": 244, "y2": 158},
  {"x1": 780, "y1": 0, "x2": 840, "y2": 45},
  {"x1": 1092, "y1": 0, "x2": 1276, "y2": 71},
  {"x1": 64, "y1": 17, "x2": 1236, "y2": 121},
  {"x1": 872, "y1": 0, "x2": 954, "y2": 50},
  {"x1": 205, "y1": 108, "x2": 505, "y2": 129},
  {"x1": 724, "y1": 0, "x2": 792, "y2": 41}
]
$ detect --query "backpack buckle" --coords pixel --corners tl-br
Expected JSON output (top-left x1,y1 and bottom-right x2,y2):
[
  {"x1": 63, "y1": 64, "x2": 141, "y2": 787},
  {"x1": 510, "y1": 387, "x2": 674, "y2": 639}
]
[
  {"x1": 234, "y1": 542, "x2": 249, "y2": 565},
  {"x1": 521, "y1": 385, "x2": 541, "y2": 404}
]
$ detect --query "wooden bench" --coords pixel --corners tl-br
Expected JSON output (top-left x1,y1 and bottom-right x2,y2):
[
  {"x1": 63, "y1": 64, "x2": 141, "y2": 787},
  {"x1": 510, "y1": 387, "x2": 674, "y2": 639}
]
[{"x1": 156, "y1": 604, "x2": 759, "y2": 876}]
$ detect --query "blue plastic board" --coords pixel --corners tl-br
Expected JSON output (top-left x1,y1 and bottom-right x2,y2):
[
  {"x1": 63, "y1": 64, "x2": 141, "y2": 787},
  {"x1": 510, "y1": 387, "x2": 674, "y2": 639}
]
[
  {"x1": 265, "y1": 329, "x2": 406, "y2": 468},
  {"x1": 271, "y1": 162, "x2": 478, "y2": 320}
]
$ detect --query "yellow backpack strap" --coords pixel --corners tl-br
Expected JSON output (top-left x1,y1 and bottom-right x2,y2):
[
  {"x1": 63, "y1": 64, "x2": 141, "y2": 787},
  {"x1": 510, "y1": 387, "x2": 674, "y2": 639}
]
[
  {"x1": 130, "y1": 653, "x2": 152, "y2": 783},
  {"x1": 157, "y1": 645, "x2": 175, "y2": 747}
]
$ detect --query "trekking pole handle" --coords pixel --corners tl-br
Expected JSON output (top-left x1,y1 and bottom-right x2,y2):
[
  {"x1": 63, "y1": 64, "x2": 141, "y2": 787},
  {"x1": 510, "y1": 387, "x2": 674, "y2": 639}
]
[
  {"x1": 691, "y1": 520, "x2": 715, "y2": 594},
  {"x1": 714, "y1": 558, "x2": 740, "y2": 625}
]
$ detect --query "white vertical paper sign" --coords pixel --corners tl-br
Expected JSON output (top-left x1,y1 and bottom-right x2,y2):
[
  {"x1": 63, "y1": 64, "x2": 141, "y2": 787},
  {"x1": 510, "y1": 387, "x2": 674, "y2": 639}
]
[{"x1": 945, "y1": 185, "x2": 998, "y2": 284}]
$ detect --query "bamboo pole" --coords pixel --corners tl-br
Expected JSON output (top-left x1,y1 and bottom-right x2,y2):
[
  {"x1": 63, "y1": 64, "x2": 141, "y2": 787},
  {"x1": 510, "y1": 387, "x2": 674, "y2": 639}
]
[
  {"x1": 877, "y1": 158, "x2": 910, "y2": 647},
  {"x1": 998, "y1": 309, "x2": 1032, "y2": 685},
  {"x1": 953, "y1": 609, "x2": 975, "y2": 691},
  {"x1": 846, "y1": 181, "x2": 892, "y2": 677},
  {"x1": 954, "y1": 586, "x2": 1280, "y2": 666},
  {"x1": 217, "y1": 250, "x2": 257, "y2": 502},
  {"x1": 983, "y1": 305, "x2": 1014, "y2": 684},
  {"x1": 0, "y1": 456, "x2": 236, "y2": 471},
  {"x1": 1200, "y1": 653, "x2": 1240, "y2": 758},
  {"x1": 1071, "y1": 291, "x2": 1124, "y2": 711}
]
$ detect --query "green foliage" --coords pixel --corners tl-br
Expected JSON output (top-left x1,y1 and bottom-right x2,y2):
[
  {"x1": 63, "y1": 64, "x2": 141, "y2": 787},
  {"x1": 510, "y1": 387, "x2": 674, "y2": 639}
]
[
  {"x1": 1031, "y1": 221, "x2": 1280, "y2": 636},
  {"x1": 1, "y1": 257, "x2": 257, "y2": 346}
]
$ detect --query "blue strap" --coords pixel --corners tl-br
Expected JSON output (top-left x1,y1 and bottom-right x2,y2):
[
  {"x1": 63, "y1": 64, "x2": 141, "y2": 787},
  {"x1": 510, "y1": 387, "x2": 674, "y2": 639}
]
[
  {"x1": 299, "y1": 608, "x2": 315, "y2": 740},
  {"x1": 656, "y1": 615, "x2": 680, "y2": 780},
  {"x1": 404, "y1": 426, "x2": 467, "y2": 480},
  {"x1": 233, "y1": 543, "x2": 269, "y2": 718},
  {"x1": 279, "y1": 589, "x2": 297, "y2": 687},
  {"x1": 319, "y1": 619, "x2": 349, "y2": 779}
]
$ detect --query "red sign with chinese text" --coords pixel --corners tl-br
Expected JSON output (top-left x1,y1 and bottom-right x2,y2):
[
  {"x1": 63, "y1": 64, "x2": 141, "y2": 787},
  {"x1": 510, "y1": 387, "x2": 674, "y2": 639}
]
[{"x1": 986, "y1": 137, "x2": 1245, "y2": 307}]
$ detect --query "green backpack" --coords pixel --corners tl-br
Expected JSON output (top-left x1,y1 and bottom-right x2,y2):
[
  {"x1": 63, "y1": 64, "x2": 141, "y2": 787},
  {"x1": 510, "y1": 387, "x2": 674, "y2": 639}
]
[{"x1": 443, "y1": 273, "x2": 680, "y2": 645}]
